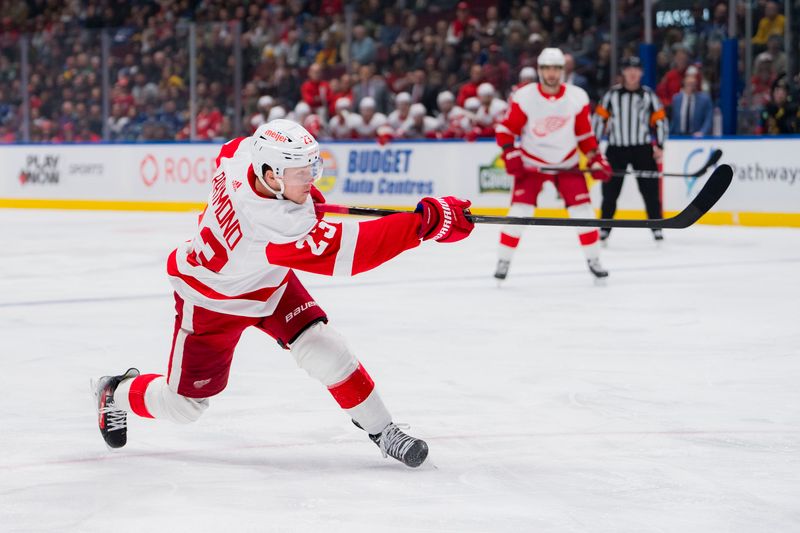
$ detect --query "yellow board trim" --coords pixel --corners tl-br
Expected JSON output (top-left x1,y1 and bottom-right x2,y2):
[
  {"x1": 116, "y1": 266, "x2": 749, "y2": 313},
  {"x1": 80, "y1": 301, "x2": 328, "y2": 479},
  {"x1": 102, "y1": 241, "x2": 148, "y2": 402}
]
[
  {"x1": 0, "y1": 198, "x2": 206, "y2": 212},
  {"x1": 2, "y1": 198, "x2": 800, "y2": 227}
]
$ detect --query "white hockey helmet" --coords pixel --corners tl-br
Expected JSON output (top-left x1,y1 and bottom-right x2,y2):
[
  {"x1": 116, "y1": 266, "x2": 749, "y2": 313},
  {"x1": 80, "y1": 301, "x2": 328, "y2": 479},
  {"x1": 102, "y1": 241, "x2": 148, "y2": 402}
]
[
  {"x1": 335, "y1": 96, "x2": 352, "y2": 111},
  {"x1": 267, "y1": 105, "x2": 287, "y2": 121},
  {"x1": 437, "y1": 90, "x2": 455, "y2": 106},
  {"x1": 294, "y1": 101, "x2": 311, "y2": 118},
  {"x1": 464, "y1": 96, "x2": 480, "y2": 111},
  {"x1": 359, "y1": 96, "x2": 376, "y2": 110},
  {"x1": 477, "y1": 82, "x2": 495, "y2": 98},
  {"x1": 537, "y1": 47, "x2": 566, "y2": 68},
  {"x1": 519, "y1": 66, "x2": 537, "y2": 81},
  {"x1": 410, "y1": 103, "x2": 427, "y2": 117},
  {"x1": 250, "y1": 119, "x2": 322, "y2": 198},
  {"x1": 395, "y1": 91, "x2": 411, "y2": 105}
]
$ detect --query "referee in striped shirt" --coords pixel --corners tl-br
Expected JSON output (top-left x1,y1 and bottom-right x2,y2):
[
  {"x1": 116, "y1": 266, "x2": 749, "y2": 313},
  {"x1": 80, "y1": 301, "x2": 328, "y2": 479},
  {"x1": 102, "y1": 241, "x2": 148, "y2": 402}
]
[{"x1": 593, "y1": 56, "x2": 668, "y2": 242}]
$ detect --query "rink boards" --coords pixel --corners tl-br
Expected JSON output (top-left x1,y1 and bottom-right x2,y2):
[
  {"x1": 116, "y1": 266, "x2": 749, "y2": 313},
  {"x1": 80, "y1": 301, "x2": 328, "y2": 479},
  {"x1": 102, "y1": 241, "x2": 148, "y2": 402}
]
[{"x1": 0, "y1": 137, "x2": 798, "y2": 227}]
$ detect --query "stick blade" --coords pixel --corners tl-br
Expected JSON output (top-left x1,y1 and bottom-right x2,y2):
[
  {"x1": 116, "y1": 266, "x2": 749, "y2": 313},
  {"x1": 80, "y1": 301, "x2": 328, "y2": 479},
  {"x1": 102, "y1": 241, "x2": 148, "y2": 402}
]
[
  {"x1": 671, "y1": 163, "x2": 733, "y2": 228},
  {"x1": 692, "y1": 148, "x2": 723, "y2": 177}
]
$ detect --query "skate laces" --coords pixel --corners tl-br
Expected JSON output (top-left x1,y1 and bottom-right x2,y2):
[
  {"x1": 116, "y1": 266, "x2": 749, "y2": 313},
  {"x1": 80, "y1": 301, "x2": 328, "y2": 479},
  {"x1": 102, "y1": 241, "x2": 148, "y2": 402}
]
[
  {"x1": 377, "y1": 423, "x2": 416, "y2": 460},
  {"x1": 100, "y1": 403, "x2": 127, "y2": 432}
]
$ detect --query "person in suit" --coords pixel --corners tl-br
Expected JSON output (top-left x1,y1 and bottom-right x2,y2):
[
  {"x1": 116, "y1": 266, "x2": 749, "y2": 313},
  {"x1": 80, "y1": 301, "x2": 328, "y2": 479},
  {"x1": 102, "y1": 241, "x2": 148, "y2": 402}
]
[
  {"x1": 669, "y1": 66, "x2": 713, "y2": 137},
  {"x1": 352, "y1": 64, "x2": 391, "y2": 114}
]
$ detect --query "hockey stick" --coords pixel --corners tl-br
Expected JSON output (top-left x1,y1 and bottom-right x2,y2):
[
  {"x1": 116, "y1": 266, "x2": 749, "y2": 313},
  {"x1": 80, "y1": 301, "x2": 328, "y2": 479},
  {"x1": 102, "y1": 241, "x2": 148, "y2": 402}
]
[
  {"x1": 318, "y1": 164, "x2": 733, "y2": 229},
  {"x1": 536, "y1": 148, "x2": 723, "y2": 179}
]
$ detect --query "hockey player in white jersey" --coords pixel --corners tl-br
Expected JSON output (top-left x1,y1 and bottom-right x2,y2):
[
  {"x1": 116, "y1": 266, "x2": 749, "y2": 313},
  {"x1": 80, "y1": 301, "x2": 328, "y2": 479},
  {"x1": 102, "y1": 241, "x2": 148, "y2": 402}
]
[
  {"x1": 474, "y1": 83, "x2": 508, "y2": 137},
  {"x1": 435, "y1": 91, "x2": 467, "y2": 138},
  {"x1": 92, "y1": 119, "x2": 474, "y2": 468},
  {"x1": 329, "y1": 97, "x2": 357, "y2": 139},
  {"x1": 494, "y1": 48, "x2": 612, "y2": 281},
  {"x1": 352, "y1": 96, "x2": 388, "y2": 139},
  {"x1": 387, "y1": 92, "x2": 412, "y2": 131},
  {"x1": 398, "y1": 103, "x2": 439, "y2": 138}
]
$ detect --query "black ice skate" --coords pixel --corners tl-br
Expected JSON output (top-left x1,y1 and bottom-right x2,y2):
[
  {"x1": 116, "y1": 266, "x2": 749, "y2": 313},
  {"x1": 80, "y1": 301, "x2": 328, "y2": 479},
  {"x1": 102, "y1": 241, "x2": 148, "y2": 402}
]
[
  {"x1": 587, "y1": 257, "x2": 609, "y2": 280},
  {"x1": 354, "y1": 420, "x2": 429, "y2": 468},
  {"x1": 93, "y1": 368, "x2": 139, "y2": 449},
  {"x1": 652, "y1": 228, "x2": 664, "y2": 242},
  {"x1": 494, "y1": 259, "x2": 511, "y2": 281}
]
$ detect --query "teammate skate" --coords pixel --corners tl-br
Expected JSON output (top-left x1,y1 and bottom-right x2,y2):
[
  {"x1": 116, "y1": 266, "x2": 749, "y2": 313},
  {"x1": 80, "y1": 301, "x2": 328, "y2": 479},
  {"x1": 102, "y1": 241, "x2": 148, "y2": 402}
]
[
  {"x1": 93, "y1": 119, "x2": 474, "y2": 468},
  {"x1": 494, "y1": 48, "x2": 612, "y2": 282}
]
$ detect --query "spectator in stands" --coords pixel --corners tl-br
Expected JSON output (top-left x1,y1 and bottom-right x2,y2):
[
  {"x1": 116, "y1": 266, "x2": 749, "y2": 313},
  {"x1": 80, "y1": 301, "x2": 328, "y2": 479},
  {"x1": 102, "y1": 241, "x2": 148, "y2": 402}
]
[
  {"x1": 657, "y1": 45, "x2": 701, "y2": 109},
  {"x1": 328, "y1": 73, "x2": 353, "y2": 118},
  {"x1": 762, "y1": 35, "x2": 787, "y2": 77},
  {"x1": 564, "y1": 53, "x2": 590, "y2": 93},
  {"x1": 349, "y1": 25, "x2": 376, "y2": 65},
  {"x1": 564, "y1": 16, "x2": 594, "y2": 63},
  {"x1": 749, "y1": 52, "x2": 777, "y2": 110},
  {"x1": 316, "y1": 32, "x2": 340, "y2": 66},
  {"x1": 377, "y1": 11, "x2": 402, "y2": 48},
  {"x1": 482, "y1": 44, "x2": 511, "y2": 96},
  {"x1": 702, "y1": 2, "x2": 730, "y2": 43},
  {"x1": 300, "y1": 63, "x2": 330, "y2": 117},
  {"x1": 752, "y1": 1, "x2": 784, "y2": 46},
  {"x1": 446, "y1": 2, "x2": 479, "y2": 45},
  {"x1": 352, "y1": 64, "x2": 390, "y2": 114},
  {"x1": 758, "y1": 76, "x2": 798, "y2": 134},
  {"x1": 457, "y1": 64, "x2": 484, "y2": 107},
  {"x1": 407, "y1": 69, "x2": 438, "y2": 113},
  {"x1": 670, "y1": 66, "x2": 713, "y2": 137}
]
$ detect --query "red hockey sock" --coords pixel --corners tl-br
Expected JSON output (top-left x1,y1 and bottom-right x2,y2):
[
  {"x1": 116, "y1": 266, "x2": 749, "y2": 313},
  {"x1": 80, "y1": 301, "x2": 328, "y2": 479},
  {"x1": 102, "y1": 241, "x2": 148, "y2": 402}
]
[
  {"x1": 327, "y1": 363, "x2": 375, "y2": 409},
  {"x1": 128, "y1": 373, "x2": 162, "y2": 419}
]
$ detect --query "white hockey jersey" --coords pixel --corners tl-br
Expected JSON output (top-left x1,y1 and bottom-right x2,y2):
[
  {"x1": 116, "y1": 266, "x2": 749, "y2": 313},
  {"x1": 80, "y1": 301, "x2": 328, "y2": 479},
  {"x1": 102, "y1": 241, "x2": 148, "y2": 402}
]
[
  {"x1": 168, "y1": 137, "x2": 424, "y2": 317},
  {"x1": 329, "y1": 112, "x2": 357, "y2": 139},
  {"x1": 474, "y1": 98, "x2": 508, "y2": 128},
  {"x1": 495, "y1": 83, "x2": 598, "y2": 168},
  {"x1": 387, "y1": 109, "x2": 410, "y2": 130},
  {"x1": 351, "y1": 112, "x2": 388, "y2": 138}
]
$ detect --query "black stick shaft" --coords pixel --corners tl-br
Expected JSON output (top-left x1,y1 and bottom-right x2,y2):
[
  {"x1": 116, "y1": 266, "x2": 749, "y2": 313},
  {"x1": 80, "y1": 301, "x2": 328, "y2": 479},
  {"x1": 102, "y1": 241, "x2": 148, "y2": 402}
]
[{"x1": 319, "y1": 164, "x2": 733, "y2": 230}]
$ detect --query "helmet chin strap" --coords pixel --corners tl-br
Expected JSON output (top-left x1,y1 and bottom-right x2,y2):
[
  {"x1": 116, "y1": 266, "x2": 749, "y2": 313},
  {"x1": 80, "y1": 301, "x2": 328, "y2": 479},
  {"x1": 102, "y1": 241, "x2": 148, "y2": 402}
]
[{"x1": 256, "y1": 172, "x2": 285, "y2": 200}]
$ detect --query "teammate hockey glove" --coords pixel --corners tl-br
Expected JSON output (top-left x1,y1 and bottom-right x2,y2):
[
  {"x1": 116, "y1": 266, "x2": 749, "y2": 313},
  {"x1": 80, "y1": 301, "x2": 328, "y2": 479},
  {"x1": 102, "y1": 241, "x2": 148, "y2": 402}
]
[
  {"x1": 415, "y1": 196, "x2": 474, "y2": 243},
  {"x1": 309, "y1": 184, "x2": 326, "y2": 220},
  {"x1": 502, "y1": 147, "x2": 524, "y2": 178},
  {"x1": 588, "y1": 152, "x2": 613, "y2": 182}
]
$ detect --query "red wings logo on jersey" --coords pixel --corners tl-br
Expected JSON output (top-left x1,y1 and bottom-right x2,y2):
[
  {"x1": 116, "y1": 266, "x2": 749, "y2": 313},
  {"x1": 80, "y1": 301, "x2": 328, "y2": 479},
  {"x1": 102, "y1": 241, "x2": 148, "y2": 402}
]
[{"x1": 531, "y1": 116, "x2": 569, "y2": 137}]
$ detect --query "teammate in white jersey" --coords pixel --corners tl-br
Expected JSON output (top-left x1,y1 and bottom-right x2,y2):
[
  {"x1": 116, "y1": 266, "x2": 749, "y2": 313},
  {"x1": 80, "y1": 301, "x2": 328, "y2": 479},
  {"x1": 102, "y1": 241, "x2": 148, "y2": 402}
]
[
  {"x1": 92, "y1": 119, "x2": 474, "y2": 468},
  {"x1": 494, "y1": 48, "x2": 613, "y2": 282}
]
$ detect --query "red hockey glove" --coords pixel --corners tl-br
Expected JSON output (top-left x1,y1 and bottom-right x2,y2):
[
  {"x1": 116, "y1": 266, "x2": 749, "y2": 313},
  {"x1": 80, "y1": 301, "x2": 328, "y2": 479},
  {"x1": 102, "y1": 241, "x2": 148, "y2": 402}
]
[
  {"x1": 503, "y1": 148, "x2": 524, "y2": 178},
  {"x1": 588, "y1": 152, "x2": 612, "y2": 182},
  {"x1": 415, "y1": 196, "x2": 474, "y2": 243},
  {"x1": 310, "y1": 184, "x2": 326, "y2": 219}
]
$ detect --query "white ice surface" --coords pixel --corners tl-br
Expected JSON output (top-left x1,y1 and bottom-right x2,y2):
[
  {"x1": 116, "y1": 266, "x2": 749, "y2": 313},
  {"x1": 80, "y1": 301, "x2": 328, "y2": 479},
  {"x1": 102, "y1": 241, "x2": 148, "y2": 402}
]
[{"x1": 1, "y1": 209, "x2": 799, "y2": 533}]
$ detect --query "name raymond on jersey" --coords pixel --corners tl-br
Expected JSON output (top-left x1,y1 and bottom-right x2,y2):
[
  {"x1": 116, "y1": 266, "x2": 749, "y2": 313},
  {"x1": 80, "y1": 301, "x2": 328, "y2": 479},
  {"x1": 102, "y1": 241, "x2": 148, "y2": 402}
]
[
  {"x1": 210, "y1": 171, "x2": 243, "y2": 249},
  {"x1": 341, "y1": 148, "x2": 433, "y2": 195}
]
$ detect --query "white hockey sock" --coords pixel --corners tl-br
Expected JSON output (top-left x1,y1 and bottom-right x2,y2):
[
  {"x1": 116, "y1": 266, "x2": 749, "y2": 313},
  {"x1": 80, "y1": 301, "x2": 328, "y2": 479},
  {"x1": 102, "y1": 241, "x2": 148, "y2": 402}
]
[
  {"x1": 498, "y1": 202, "x2": 535, "y2": 261},
  {"x1": 114, "y1": 374, "x2": 208, "y2": 424},
  {"x1": 291, "y1": 322, "x2": 392, "y2": 435},
  {"x1": 568, "y1": 203, "x2": 600, "y2": 261}
]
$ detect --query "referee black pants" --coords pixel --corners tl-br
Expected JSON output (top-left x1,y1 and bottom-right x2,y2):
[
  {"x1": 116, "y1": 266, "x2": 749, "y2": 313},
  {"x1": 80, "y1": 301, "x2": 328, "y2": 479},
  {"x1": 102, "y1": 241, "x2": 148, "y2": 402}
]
[{"x1": 601, "y1": 145, "x2": 662, "y2": 232}]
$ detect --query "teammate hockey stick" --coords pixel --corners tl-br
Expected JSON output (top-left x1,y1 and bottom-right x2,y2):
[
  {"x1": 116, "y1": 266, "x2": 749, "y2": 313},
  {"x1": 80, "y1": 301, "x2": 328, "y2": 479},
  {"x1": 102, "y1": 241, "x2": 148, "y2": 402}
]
[
  {"x1": 318, "y1": 164, "x2": 733, "y2": 229},
  {"x1": 536, "y1": 148, "x2": 723, "y2": 179}
]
